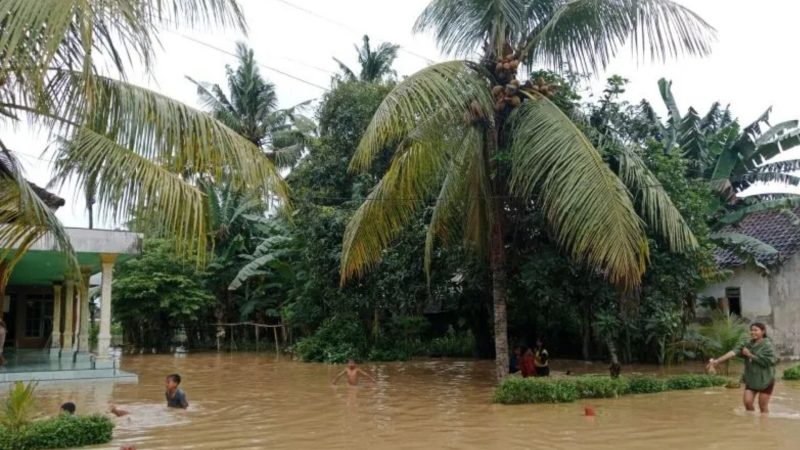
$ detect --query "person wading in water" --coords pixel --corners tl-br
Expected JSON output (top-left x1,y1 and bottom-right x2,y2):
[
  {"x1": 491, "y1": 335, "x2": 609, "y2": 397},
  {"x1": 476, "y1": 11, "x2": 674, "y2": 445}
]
[{"x1": 708, "y1": 322, "x2": 778, "y2": 414}]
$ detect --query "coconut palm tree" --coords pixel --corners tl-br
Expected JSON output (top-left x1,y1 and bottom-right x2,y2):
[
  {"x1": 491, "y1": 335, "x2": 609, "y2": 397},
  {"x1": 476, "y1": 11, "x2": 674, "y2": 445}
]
[
  {"x1": 339, "y1": 0, "x2": 715, "y2": 381},
  {"x1": 189, "y1": 42, "x2": 316, "y2": 169},
  {"x1": 0, "y1": 0, "x2": 287, "y2": 289},
  {"x1": 334, "y1": 35, "x2": 400, "y2": 83}
]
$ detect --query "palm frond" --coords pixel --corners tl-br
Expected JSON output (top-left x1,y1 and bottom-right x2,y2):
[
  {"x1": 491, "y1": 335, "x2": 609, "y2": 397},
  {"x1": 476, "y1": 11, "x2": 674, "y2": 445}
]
[
  {"x1": 617, "y1": 146, "x2": 697, "y2": 252},
  {"x1": 424, "y1": 127, "x2": 485, "y2": 278},
  {"x1": 47, "y1": 71, "x2": 287, "y2": 200},
  {"x1": 0, "y1": 148, "x2": 78, "y2": 289},
  {"x1": 658, "y1": 78, "x2": 680, "y2": 150},
  {"x1": 349, "y1": 61, "x2": 493, "y2": 173},
  {"x1": 414, "y1": 0, "x2": 527, "y2": 57},
  {"x1": 732, "y1": 171, "x2": 800, "y2": 192},
  {"x1": 526, "y1": 0, "x2": 715, "y2": 74},
  {"x1": 756, "y1": 158, "x2": 800, "y2": 174},
  {"x1": 510, "y1": 93, "x2": 648, "y2": 290},
  {"x1": 51, "y1": 127, "x2": 210, "y2": 257},
  {"x1": 0, "y1": 0, "x2": 245, "y2": 93},
  {"x1": 341, "y1": 112, "x2": 468, "y2": 284}
]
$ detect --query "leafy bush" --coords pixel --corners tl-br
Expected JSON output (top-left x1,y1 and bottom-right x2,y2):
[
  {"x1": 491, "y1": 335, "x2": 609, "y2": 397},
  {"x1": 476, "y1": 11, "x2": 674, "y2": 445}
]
[
  {"x1": 293, "y1": 314, "x2": 369, "y2": 363},
  {"x1": 494, "y1": 374, "x2": 728, "y2": 404},
  {"x1": 427, "y1": 327, "x2": 476, "y2": 357},
  {"x1": 783, "y1": 364, "x2": 800, "y2": 380},
  {"x1": 0, "y1": 382, "x2": 37, "y2": 435},
  {"x1": 627, "y1": 376, "x2": 667, "y2": 394},
  {"x1": 0, "y1": 415, "x2": 113, "y2": 450},
  {"x1": 665, "y1": 374, "x2": 727, "y2": 390},
  {"x1": 493, "y1": 377, "x2": 577, "y2": 404},
  {"x1": 574, "y1": 376, "x2": 629, "y2": 398}
]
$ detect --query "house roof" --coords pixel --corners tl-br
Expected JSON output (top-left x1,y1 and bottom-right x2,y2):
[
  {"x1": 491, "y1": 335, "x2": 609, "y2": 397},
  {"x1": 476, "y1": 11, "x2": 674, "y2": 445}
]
[
  {"x1": 716, "y1": 206, "x2": 800, "y2": 268},
  {"x1": 0, "y1": 151, "x2": 65, "y2": 209},
  {"x1": 29, "y1": 183, "x2": 66, "y2": 209}
]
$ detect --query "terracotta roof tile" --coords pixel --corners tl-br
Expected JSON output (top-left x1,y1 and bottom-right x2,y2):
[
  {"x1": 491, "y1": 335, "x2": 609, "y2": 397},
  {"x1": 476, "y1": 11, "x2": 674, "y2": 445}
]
[{"x1": 716, "y1": 206, "x2": 800, "y2": 268}]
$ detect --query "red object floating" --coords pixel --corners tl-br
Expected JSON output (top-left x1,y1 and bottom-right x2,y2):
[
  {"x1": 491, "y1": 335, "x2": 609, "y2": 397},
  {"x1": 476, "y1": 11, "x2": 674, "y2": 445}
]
[{"x1": 584, "y1": 406, "x2": 596, "y2": 416}]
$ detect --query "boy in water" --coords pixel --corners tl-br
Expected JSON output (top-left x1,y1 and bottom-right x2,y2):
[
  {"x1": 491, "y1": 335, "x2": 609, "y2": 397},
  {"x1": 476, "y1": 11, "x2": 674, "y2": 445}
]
[
  {"x1": 331, "y1": 359, "x2": 376, "y2": 386},
  {"x1": 165, "y1": 373, "x2": 189, "y2": 409},
  {"x1": 109, "y1": 373, "x2": 188, "y2": 417}
]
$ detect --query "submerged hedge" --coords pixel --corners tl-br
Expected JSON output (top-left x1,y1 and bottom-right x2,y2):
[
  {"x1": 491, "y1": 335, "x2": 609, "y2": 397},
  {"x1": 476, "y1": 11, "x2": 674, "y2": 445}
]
[
  {"x1": 0, "y1": 414, "x2": 114, "y2": 450},
  {"x1": 494, "y1": 374, "x2": 729, "y2": 404},
  {"x1": 784, "y1": 364, "x2": 800, "y2": 380}
]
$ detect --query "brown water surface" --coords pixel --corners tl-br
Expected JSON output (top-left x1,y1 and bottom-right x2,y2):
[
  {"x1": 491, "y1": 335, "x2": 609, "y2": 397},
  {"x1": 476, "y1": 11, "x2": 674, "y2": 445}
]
[{"x1": 26, "y1": 354, "x2": 800, "y2": 449}]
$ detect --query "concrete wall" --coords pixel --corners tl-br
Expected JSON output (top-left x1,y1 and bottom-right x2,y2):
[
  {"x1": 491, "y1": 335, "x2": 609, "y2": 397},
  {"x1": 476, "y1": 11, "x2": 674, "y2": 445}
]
[
  {"x1": 768, "y1": 253, "x2": 800, "y2": 356},
  {"x1": 702, "y1": 268, "x2": 771, "y2": 317},
  {"x1": 702, "y1": 256, "x2": 800, "y2": 357}
]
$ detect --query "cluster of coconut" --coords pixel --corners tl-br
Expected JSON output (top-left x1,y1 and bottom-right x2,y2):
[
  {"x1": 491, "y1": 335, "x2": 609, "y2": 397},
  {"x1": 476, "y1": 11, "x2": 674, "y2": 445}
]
[
  {"x1": 494, "y1": 53, "x2": 520, "y2": 84},
  {"x1": 491, "y1": 52, "x2": 557, "y2": 112}
]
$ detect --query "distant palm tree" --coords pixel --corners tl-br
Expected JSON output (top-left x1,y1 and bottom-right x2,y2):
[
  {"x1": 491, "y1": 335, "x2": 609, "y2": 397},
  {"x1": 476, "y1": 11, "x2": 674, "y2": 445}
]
[
  {"x1": 339, "y1": 0, "x2": 715, "y2": 381},
  {"x1": 1, "y1": 0, "x2": 288, "y2": 289},
  {"x1": 334, "y1": 35, "x2": 400, "y2": 83},
  {"x1": 189, "y1": 42, "x2": 316, "y2": 169}
]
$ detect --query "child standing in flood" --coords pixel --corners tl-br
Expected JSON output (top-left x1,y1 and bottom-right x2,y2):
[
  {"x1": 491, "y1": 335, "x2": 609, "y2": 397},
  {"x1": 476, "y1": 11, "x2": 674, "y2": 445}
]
[{"x1": 331, "y1": 359, "x2": 376, "y2": 386}]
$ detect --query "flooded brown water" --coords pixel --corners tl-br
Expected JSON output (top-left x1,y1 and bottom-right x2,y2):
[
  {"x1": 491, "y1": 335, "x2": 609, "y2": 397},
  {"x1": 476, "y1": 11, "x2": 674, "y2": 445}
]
[{"x1": 25, "y1": 353, "x2": 800, "y2": 449}]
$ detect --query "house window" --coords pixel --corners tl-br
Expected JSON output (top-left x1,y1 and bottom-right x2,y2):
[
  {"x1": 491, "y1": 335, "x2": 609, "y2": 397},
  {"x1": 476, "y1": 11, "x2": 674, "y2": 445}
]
[
  {"x1": 725, "y1": 287, "x2": 742, "y2": 316},
  {"x1": 24, "y1": 295, "x2": 53, "y2": 338}
]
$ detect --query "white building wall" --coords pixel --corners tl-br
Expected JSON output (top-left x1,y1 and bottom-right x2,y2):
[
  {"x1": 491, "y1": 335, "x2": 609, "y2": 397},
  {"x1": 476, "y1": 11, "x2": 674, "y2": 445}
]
[
  {"x1": 768, "y1": 253, "x2": 800, "y2": 356},
  {"x1": 702, "y1": 268, "x2": 771, "y2": 317}
]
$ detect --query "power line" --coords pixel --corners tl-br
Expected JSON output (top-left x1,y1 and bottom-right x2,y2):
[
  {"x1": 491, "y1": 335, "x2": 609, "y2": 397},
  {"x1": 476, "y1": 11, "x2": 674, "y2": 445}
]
[
  {"x1": 269, "y1": 0, "x2": 438, "y2": 65},
  {"x1": 168, "y1": 31, "x2": 331, "y2": 92}
]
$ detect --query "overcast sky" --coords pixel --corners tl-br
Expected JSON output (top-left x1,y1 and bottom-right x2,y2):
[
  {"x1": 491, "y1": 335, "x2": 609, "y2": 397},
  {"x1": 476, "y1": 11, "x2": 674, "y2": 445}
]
[{"x1": 5, "y1": 0, "x2": 800, "y2": 228}]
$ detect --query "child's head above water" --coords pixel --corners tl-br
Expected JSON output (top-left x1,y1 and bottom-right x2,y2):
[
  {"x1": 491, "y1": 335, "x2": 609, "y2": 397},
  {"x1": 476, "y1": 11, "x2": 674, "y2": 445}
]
[
  {"x1": 347, "y1": 359, "x2": 356, "y2": 369},
  {"x1": 60, "y1": 402, "x2": 76, "y2": 415},
  {"x1": 165, "y1": 373, "x2": 182, "y2": 390}
]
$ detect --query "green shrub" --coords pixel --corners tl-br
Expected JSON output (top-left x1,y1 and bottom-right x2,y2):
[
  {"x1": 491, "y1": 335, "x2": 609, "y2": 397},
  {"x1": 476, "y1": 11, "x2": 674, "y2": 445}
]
[
  {"x1": 493, "y1": 377, "x2": 577, "y2": 404},
  {"x1": 627, "y1": 376, "x2": 667, "y2": 394},
  {"x1": 293, "y1": 314, "x2": 369, "y2": 363},
  {"x1": 665, "y1": 374, "x2": 727, "y2": 390},
  {"x1": 494, "y1": 374, "x2": 729, "y2": 404},
  {"x1": 0, "y1": 414, "x2": 113, "y2": 450},
  {"x1": 427, "y1": 327, "x2": 476, "y2": 357},
  {"x1": 573, "y1": 376, "x2": 629, "y2": 398},
  {"x1": 783, "y1": 364, "x2": 800, "y2": 380}
]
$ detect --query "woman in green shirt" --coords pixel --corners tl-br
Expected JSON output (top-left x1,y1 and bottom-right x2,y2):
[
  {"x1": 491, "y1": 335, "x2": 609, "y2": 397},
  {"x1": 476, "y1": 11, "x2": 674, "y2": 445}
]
[{"x1": 708, "y1": 322, "x2": 778, "y2": 414}]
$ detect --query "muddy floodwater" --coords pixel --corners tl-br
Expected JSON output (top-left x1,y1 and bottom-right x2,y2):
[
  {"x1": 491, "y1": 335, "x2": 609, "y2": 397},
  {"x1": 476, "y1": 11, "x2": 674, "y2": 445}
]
[{"x1": 24, "y1": 353, "x2": 800, "y2": 449}]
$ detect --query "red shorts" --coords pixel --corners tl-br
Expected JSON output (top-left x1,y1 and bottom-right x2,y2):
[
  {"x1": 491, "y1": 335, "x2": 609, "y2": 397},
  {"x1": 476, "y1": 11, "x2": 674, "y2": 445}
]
[{"x1": 745, "y1": 381, "x2": 775, "y2": 395}]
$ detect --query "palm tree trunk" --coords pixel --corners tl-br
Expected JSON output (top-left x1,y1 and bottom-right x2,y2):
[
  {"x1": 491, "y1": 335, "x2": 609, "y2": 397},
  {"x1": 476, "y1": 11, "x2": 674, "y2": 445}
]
[
  {"x1": 580, "y1": 296, "x2": 592, "y2": 360},
  {"x1": 490, "y1": 203, "x2": 509, "y2": 382}
]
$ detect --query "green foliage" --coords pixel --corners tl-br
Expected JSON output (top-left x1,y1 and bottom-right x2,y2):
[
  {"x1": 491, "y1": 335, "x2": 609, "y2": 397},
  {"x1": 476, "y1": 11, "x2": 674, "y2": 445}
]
[
  {"x1": 627, "y1": 376, "x2": 667, "y2": 394},
  {"x1": 0, "y1": 382, "x2": 36, "y2": 435},
  {"x1": 113, "y1": 238, "x2": 216, "y2": 350},
  {"x1": 664, "y1": 374, "x2": 728, "y2": 390},
  {"x1": 293, "y1": 315, "x2": 369, "y2": 363},
  {"x1": 673, "y1": 312, "x2": 748, "y2": 372},
  {"x1": 494, "y1": 374, "x2": 728, "y2": 404},
  {"x1": 493, "y1": 377, "x2": 578, "y2": 404},
  {"x1": 0, "y1": 415, "x2": 114, "y2": 450},
  {"x1": 782, "y1": 365, "x2": 800, "y2": 380},
  {"x1": 574, "y1": 376, "x2": 630, "y2": 398},
  {"x1": 427, "y1": 327, "x2": 476, "y2": 358}
]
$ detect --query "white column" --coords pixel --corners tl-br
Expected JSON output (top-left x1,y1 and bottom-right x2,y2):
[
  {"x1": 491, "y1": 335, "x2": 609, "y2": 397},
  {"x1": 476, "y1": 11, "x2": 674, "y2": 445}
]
[
  {"x1": 97, "y1": 254, "x2": 117, "y2": 361},
  {"x1": 62, "y1": 280, "x2": 75, "y2": 352},
  {"x1": 50, "y1": 283, "x2": 62, "y2": 358},
  {"x1": 78, "y1": 268, "x2": 91, "y2": 353}
]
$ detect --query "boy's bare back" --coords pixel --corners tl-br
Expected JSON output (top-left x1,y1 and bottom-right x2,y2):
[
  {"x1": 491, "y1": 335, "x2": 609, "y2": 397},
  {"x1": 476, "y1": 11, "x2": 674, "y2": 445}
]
[{"x1": 332, "y1": 360, "x2": 376, "y2": 386}]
